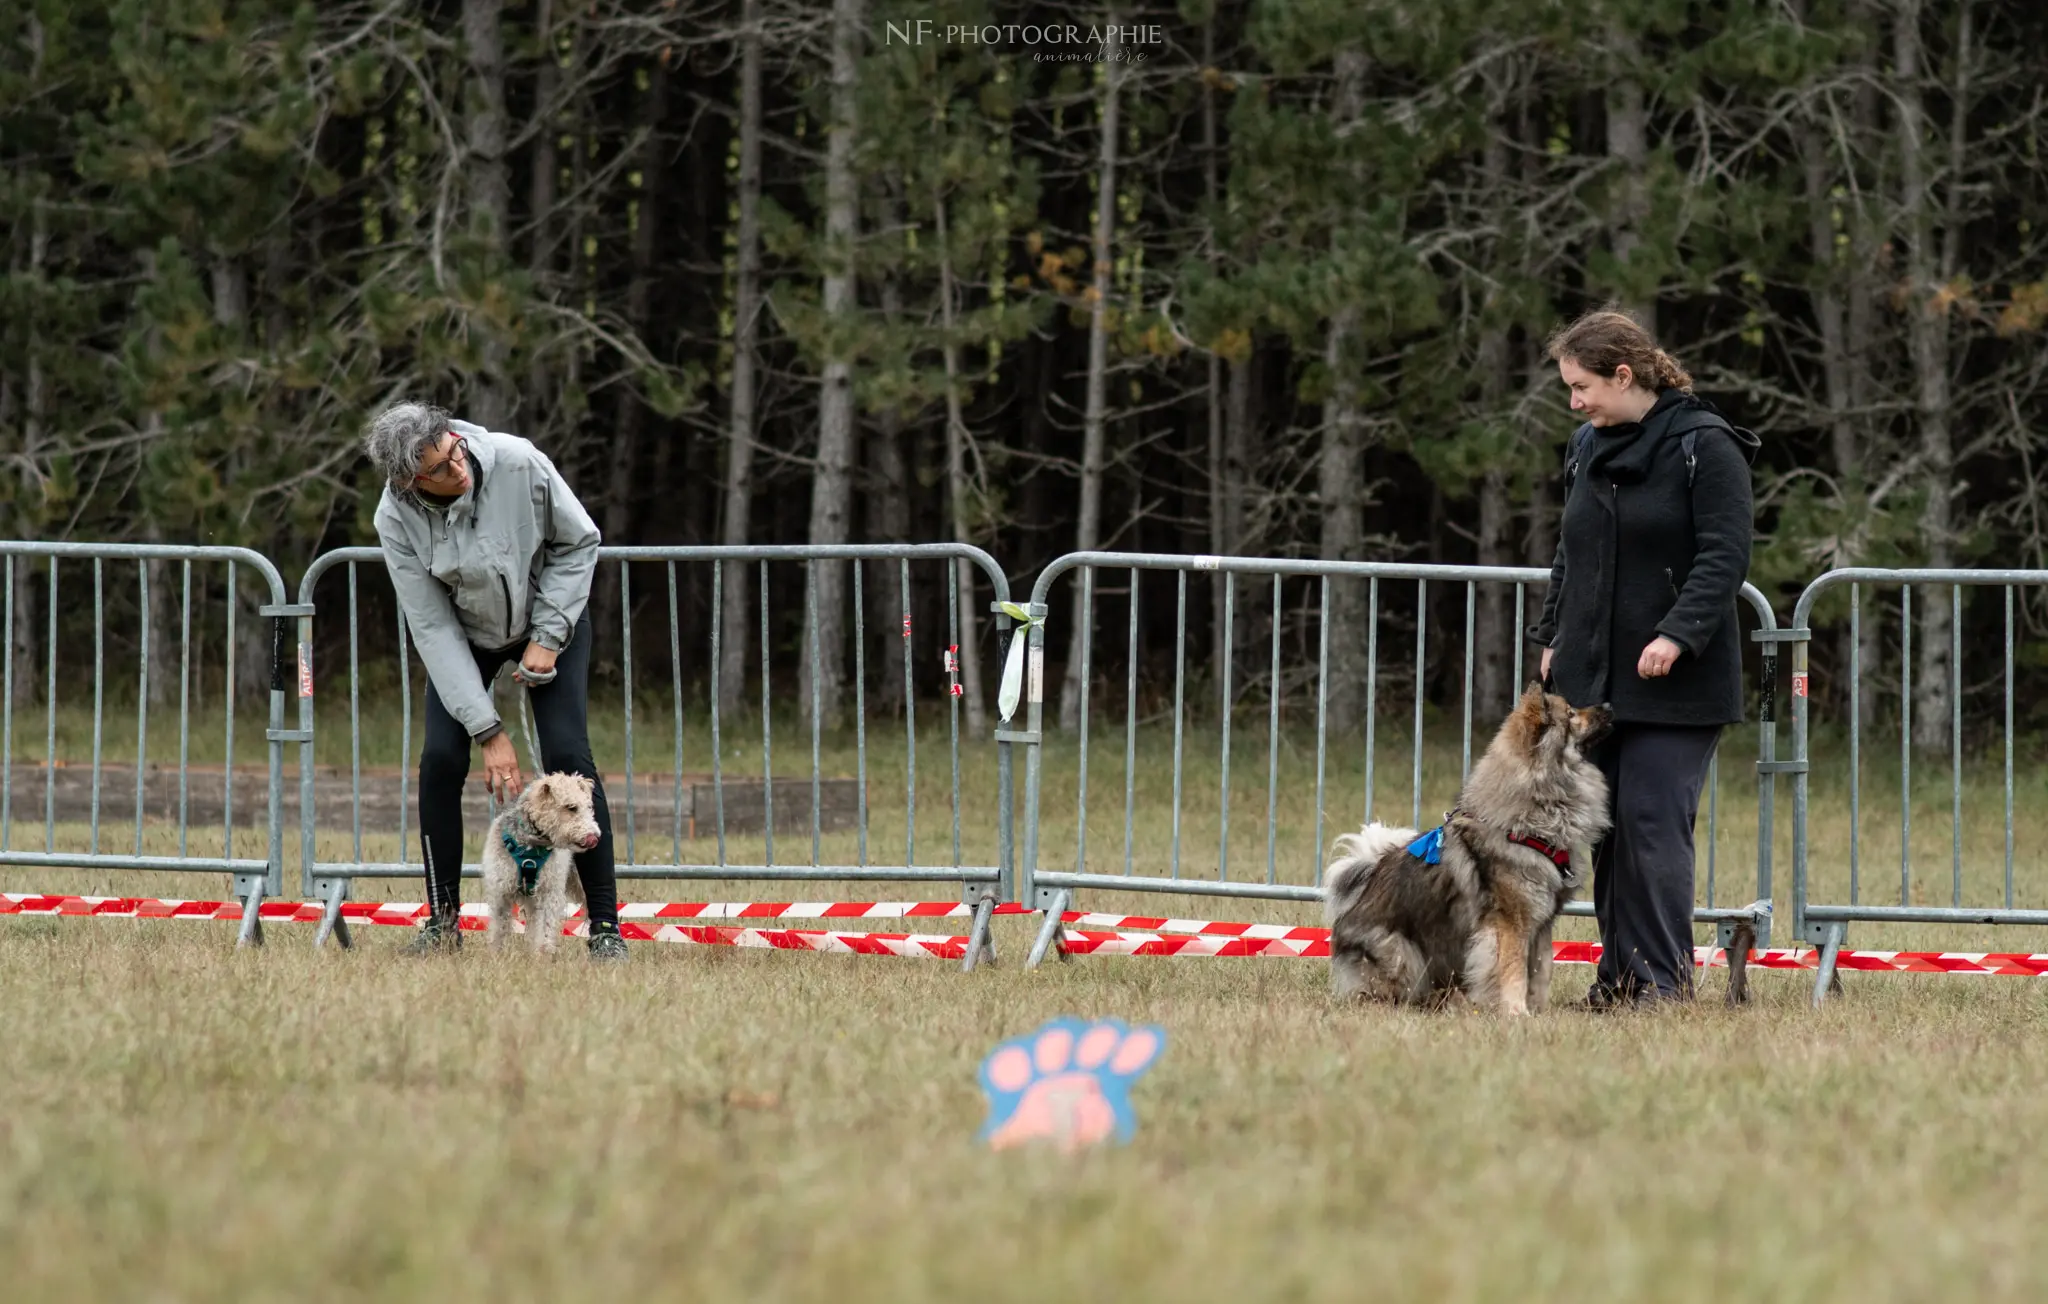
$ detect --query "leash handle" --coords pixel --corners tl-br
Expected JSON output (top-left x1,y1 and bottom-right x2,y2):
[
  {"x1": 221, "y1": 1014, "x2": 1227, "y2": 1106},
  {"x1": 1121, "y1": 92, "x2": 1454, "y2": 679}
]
[{"x1": 490, "y1": 663, "x2": 548, "y2": 785}]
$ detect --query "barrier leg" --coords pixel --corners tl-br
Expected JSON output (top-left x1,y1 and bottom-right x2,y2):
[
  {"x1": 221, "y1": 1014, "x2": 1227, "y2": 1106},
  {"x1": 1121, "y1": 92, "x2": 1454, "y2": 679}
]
[
  {"x1": 1025, "y1": 889, "x2": 1070, "y2": 970},
  {"x1": 236, "y1": 877, "x2": 266, "y2": 949},
  {"x1": 961, "y1": 891, "x2": 998, "y2": 973},
  {"x1": 313, "y1": 878, "x2": 353, "y2": 951},
  {"x1": 1811, "y1": 923, "x2": 1845, "y2": 1008}
]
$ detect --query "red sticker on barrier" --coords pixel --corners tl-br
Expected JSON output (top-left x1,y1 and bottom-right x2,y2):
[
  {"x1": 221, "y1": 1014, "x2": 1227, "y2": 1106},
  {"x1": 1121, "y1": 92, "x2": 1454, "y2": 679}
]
[
  {"x1": 902, "y1": 615, "x2": 912, "y2": 639},
  {"x1": 951, "y1": 684, "x2": 964, "y2": 697},
  {"x1": 1792, "y1": 672, "x2": 1809, "y2": 698}
]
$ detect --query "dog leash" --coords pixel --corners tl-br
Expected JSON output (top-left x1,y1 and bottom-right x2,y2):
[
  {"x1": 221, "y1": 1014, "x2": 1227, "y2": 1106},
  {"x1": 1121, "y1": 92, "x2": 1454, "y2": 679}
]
[
  {"x1": 481, "y1": 662, "x2": 551, "y2": 819},
  {"x1": 509, "y1": 663, "x2": 551, "y2": 777}
]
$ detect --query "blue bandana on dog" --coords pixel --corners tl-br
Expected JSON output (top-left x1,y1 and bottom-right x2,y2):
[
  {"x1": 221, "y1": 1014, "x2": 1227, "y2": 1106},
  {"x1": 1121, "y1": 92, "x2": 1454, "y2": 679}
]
[
  {"x1": 1404, "y1": 812, "x2": 1572, "y2": 874},
  {"x1": 1405, "y1": 826, "x2": 1446, "y2": 864}
]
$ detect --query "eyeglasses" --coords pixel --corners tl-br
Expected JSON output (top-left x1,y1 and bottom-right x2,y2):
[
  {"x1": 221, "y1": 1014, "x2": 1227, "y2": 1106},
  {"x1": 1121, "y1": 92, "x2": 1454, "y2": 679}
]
[{"x1": 414, "y1": 436, "x2": 468, "y2": 486}]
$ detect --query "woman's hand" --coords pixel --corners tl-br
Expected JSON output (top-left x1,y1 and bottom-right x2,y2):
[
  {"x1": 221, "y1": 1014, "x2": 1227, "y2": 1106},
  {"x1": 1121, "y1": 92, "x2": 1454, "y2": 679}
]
[
  {"x1": 1540, "y1": 647, "x2": 1554, "y2": 684},
  {"x1": 481, "y1": 733, "x2": 523, "y2": 803},
  {"x1": 515, "y1": 642, "x2": 559, "y2": 684},
  {"x1": 1637, "y1": 636, "x2": 1683, "y2": 679}
]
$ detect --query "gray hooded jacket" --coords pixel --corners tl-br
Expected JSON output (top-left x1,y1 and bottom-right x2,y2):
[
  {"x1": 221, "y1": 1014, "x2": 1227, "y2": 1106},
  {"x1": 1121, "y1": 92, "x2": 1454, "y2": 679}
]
[{"x1": 372, "y1": 420, "x2": 601, "y2": 740}]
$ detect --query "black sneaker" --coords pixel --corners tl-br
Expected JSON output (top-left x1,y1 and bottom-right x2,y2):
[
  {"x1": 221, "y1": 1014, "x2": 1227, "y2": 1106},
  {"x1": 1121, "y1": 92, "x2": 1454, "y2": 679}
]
[
  {"x1": 399, "y1": 918, "x2": 462, "y2": 955},
  {"x1": 587, "y1": 930, "x2": 629, "y2": 963}
]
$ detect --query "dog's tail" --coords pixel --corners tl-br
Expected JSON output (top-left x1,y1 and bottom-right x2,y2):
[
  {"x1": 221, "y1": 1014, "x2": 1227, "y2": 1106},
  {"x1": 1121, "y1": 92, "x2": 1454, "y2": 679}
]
[{"x1": 1324, "y1": 822, "x2": 1416, "y2": 926}]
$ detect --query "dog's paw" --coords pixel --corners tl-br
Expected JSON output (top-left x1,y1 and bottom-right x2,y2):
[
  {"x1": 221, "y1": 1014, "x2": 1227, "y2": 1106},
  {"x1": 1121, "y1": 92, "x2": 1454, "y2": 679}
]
[{"x1": 978, "y1": 1018, "x2": 1165, "y2": 1152}]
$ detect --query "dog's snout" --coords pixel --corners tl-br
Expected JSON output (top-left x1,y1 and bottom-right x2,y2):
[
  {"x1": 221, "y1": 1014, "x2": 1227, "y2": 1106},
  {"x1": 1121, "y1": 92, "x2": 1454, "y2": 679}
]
[
  {"x1": 578, "y1": 834, "x2": 600, "y2": 851},
  {"x1": 1576, "y1": 703, "x2": 1614, "y2": 746}
]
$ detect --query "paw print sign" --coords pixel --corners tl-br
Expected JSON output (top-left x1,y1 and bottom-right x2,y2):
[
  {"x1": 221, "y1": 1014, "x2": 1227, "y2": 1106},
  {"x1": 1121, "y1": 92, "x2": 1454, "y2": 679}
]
[{"x1": 978, "y1": 1018, "x2": 1166, "y2": 1152}]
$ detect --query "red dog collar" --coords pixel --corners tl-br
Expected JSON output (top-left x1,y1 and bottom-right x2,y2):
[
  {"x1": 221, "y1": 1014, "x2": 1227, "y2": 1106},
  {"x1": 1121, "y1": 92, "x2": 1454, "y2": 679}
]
[{"x1": 1507, "y1": 831, "x2": 1573, "y2": 870}]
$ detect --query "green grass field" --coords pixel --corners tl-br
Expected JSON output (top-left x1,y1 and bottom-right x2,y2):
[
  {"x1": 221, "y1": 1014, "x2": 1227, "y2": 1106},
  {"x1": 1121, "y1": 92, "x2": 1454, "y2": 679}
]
[{"x1": 6, "y1": 696, "x2": 2048, "y2": 1301}]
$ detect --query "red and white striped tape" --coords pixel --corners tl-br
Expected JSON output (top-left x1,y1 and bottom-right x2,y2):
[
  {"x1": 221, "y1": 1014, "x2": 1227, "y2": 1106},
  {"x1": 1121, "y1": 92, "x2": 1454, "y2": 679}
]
[
  {"x1": 1058, "y1": 929, "x2": 1329, "y2": 958},
  {"x1": 10, "y1": 893, "x2": 2048, "y2": 976},
  {"x1": 1061, "y1": 911, "x2": 1329, "y2": 942},
  {"x1": 1, "y1": 894, "x2": 294, "y2": 921},
  {"x1": 617, "y1": 922, "x2": 968, "y2": 959},
  {"x1": 0, "y1": 894, "x2": 973, "y2": 958},
  {"x1": 1048, "y1": 921, "x2": 2048, "y2": 970},
  {"x1": 0, "y1": 894, "x2": 1022, "y2": 925},
  {"x1": 622, "y1": 900, "x2": 1031, "y2": 921}
]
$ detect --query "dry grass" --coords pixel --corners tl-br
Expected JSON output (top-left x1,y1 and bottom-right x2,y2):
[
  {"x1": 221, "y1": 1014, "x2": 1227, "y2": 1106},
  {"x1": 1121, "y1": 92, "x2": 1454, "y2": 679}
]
[{"x1": 7, "y1": 702, "x2": 2048, "y2": 1301}]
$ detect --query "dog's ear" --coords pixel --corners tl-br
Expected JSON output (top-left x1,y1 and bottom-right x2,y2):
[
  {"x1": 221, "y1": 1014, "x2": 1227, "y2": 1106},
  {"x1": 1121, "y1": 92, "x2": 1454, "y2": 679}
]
[
  {"x1": 532, "y1": 775, "x2": 553, "y2": 800},
  {"x1": 1505, "y1": 682, "x2": 1547, "y2": 742}
]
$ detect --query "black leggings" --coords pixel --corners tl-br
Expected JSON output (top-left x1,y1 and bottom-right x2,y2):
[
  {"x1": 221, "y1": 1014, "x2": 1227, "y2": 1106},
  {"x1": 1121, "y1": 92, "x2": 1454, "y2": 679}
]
[
  {"x1": 417, "y1": 612, "x2": 619, "y2": 932},
  {"x1": 1589, "y1": 722, "x2": 1722, "y2": 1001}
]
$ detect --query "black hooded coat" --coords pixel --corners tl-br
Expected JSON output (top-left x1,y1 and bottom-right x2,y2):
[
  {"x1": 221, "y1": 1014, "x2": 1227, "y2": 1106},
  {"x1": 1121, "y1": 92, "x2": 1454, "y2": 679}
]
[{"x1": 1532, "y1": 389, "x2": 1761, "y2": 727}]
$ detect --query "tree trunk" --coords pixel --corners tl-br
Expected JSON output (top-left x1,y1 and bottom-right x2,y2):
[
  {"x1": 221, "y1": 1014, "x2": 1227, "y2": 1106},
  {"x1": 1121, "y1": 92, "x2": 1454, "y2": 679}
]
[
  {"x1": 934, "y1": 193, "x2": 987, "y2": 732},
  {"x1": 132, "y1": 249, "x2": 174, "y2": 709},
  {"x1": 1518, "y1": 91, "x2": 1560, "y2": 588},
  {"x1": 526, "y1": 0, "x2": 559, "y2": 406},
  {"x1": 866, "y1": 406, "x2": 911, "y2": 715},
  {"x1": 1471, "y1": 98, "x2": 1517, "y2": 720},
  {"x1": 190, "y1": 252, "x2": 254, "y2": 710},
  {"x1": 558, "y1": 22, "x2": 591, "y2": 467},
  {"x1": 869, "y1": 194, "x2": 913, "y2": 717},
  {"x1": 7, "y1": 555, "x2": 35, "y2": 709},
  {"x1": 1319, "y1": 47, "x2": 1370, "y2": 735},
  {"x1": 462, "y1": 0, "x2": 513, "y2": 428},
  {"x1": 1473, "y1": 461, "x2": 1514, "y2": 714},
  {"x1": 12, "y1": 198, "x2": 46, "y2": 705},
  {"x1": 718, "y1": 0, "x2": 764, "y2": 723},
  {"x1": 1057, "y1": 21, "x2": 1124, "y2": 733},
  {"x1": 1800, "y1": 119, "x2": 1854, "y2": 574},
  {"x1": 262, "y1": 231, "x2": 291, "y2": 354},
  {"x1": 1223, "y1": 351, "x2": 1255, "y2": 675},
  {"x1": 1201, "y1": 13, "x2": 1231, "y2": 698},
  {"x1": 1605, "y1": 21, "x2": 1654, "y2": 333},
  {"x1": 590, "y1": 58, "x2": 668, "y2": 662},
  {"x1": 801, "y1": 0, "x2": 863, "y2": 728},
  {"x1": 1845, "y1": 18, "x2": 1884, "y2": 726},
  {"x1": 209, "y1": 253, "x2": 248, "y2": 332},
  {"x1": 1896, "y1": 0, "x2": 1957, "y2": 751},
  {"x1": 1796, "y1": 2, "x2": 1882, "y2": 725}
]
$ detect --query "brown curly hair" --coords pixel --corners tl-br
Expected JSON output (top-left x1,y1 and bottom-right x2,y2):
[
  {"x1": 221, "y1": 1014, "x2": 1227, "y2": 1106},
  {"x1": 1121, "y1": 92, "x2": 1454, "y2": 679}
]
[{"x1": 1544, "y1": 308, "x2": 1693, "y2": 394}]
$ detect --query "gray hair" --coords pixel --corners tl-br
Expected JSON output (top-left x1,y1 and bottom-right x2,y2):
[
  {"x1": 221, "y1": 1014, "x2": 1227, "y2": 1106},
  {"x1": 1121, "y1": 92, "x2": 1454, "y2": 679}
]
[{"x1": 362, "y1": 401, "x2": 453, "y2": 495}]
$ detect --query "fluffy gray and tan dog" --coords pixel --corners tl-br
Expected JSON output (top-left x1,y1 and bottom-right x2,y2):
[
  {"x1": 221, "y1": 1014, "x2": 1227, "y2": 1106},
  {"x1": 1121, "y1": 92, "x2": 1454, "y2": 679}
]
[
  {"x1": 482, "y1": 773, "x2": 601, "y2": 953},
  {"x1": 1324, "y1": 683, "x2": 1613, "y2": 1015}
]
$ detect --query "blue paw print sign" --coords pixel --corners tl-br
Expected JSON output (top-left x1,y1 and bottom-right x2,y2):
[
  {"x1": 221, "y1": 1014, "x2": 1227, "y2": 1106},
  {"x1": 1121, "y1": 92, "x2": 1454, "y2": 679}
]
[{"x1": 978, "y1": 1017, "x2": 1166, "y2": 1152}]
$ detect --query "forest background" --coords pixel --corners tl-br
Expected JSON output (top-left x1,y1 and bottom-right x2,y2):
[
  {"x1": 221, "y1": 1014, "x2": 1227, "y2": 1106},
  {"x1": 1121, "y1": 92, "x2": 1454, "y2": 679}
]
[{"x1": 4, "y1": 0, "x2": 2045, "y2": 747}]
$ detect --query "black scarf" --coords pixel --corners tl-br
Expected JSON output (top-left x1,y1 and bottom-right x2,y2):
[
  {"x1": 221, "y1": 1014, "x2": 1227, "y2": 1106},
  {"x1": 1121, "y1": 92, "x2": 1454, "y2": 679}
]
[{"x1": 1582, "y1": 388, "x2": 1701, "y2": 489}]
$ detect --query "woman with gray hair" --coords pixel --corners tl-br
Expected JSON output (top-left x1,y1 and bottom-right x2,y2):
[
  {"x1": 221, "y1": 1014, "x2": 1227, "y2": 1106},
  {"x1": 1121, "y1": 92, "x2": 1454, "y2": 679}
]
[{"x1": 362, "y1": 401, "x2": 627, "y2": 960}]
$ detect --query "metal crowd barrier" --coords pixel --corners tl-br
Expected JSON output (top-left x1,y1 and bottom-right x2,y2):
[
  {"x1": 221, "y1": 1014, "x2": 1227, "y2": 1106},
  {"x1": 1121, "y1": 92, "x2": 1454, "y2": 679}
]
[
  {"x1": 293, "y1": 544, "x2": 1016, "y2": 967},
  {"x1": 51, "y1": 536, "x2": 2048, "y2": 1011},
  {"x1": 1008, "y1": 553, "x2": 1782, "y2": 968},
  {"x1": 0, "y1": 541, "x2": 296, "y2": 946},
  {"x1": 1785, "y1": 568, "x2": 2048, "y2": 1005}
]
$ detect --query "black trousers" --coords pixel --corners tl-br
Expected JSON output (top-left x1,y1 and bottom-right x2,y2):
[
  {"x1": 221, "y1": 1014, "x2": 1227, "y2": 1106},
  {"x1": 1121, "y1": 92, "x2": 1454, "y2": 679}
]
[
  {"x1": 418, "y1": 611, "x2": 619, "y2": 933},
  {"x1": 1590, "y1": 723, "x2": 1722, "y2": 1002}
]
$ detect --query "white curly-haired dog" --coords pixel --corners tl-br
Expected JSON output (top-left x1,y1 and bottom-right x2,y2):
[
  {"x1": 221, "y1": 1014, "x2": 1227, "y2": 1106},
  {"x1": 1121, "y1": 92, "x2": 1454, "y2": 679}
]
[{"x1": 482, "y1": 772, "x2": 602, "y2": 953}]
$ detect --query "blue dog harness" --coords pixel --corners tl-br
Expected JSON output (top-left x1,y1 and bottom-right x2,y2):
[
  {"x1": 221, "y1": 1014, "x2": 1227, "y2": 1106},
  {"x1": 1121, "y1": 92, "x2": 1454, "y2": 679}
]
[{"x1": 500, "y1": 821, "x2": 551, "y2": 895}]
